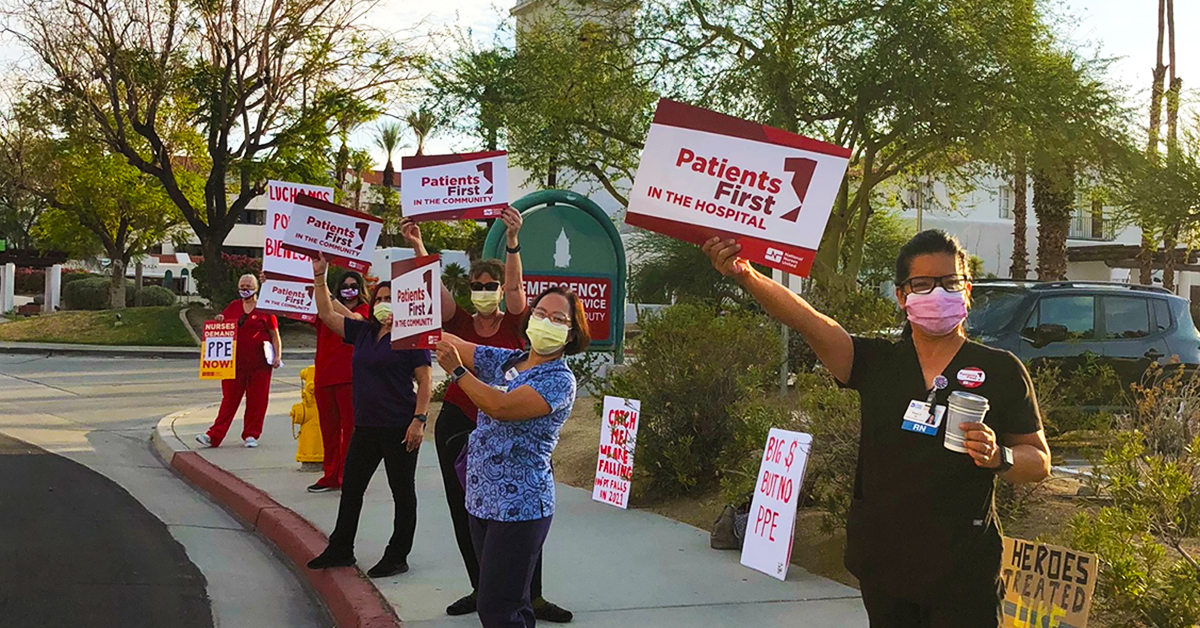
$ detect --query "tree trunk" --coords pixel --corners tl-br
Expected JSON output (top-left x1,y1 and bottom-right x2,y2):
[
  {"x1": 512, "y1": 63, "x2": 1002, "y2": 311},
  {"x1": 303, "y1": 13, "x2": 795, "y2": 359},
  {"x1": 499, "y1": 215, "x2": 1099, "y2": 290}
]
[
  {"x1": 200, "y1": 239, "x2": 226, "y2": 305},
  {"x1": 1033, "y1": 160, "x2": 1074, "y2": 281},
  {"x1": 1140, "y1": 0, "x2": 1168, "y2": 284},
  {"x1": 1163, "y1": 225, "x2": 1178, "y2": 292},
  {"x1": 109, "y1": 258, "x2": 126, "y2": 309},
  {"x1": 134, "y1": 261, "x2": 144, "y2": 307},
  {"x1": 812, "y1": 177, "x2": 851, "y2": 287},
  {"x1": 335, "y1": 142, "x2": 350, "y2": 191},
  {"x1": 383, "y1": 160, "x2": 395, "y2": 189},
  {"x1": 1010, "y1": 153, "x2": 1029, "y2": 280},
  {"x1": 1139, "y1": 233, "x2": 1156, "y2": 285}
]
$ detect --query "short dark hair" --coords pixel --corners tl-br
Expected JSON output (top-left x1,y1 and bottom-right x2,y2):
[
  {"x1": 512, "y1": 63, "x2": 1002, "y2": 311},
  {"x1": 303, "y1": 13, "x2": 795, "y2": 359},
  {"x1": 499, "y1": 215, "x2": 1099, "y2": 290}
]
[
  {"x1": 522, "y1": 286, "x2": 591, "y2": 356},
  {"x1": 470, "y1": 259, "x2": 505, "y2": 283},
  {"x1": 894, "y1": 229, "x2": 970, "y2": 286}
]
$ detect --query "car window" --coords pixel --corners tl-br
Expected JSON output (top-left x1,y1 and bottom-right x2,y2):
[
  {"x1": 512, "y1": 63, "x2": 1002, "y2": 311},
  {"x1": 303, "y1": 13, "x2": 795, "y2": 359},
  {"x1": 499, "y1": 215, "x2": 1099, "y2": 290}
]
[
  {"x1": 1104, "y1": 297, "x2": 1151, "y2": 339},
  {"x1": 966, "y1": 288, "x2": 1026, "y2": 335},
  {"x1": 1152, "y1": 299, "x2": 1171, "y2": 333},
  {"x1": 1025, "y1": 296, "x2": 1096, "y2": 340}
]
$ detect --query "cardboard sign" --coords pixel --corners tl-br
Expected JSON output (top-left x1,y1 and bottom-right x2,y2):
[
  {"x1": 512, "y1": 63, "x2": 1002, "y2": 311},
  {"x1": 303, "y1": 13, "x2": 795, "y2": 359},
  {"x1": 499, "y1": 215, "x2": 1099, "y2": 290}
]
[
  {"x1": 1001, "y1": 537, "x2": 1097, "y2": 628},
  {"x1": 257, "y1": 275, "x2": 317, "y2": 323},
  {"x1": 265, "y1": 180, "x2": 334, "y2": 280},
  {"x1": 200, "y1": 321, "x2": 236, "y2": 380},
  {"x1": 626, "y1": 99, "x2": 851, "y2": 276},
  {"x1": 400, "y1": 151, "x2": 508, "y2": 221},
  {"x1": 592, "y1": 396, "x2": 640, "y2": 509},
  {"x1": 740, "y1": 429, "x2": 813, "y2": 581},
  {"x1": 280, "y1": 195, "x2": 382, "y2": 272},
  {"x1": 391, "y1": 254, "x2": 442, "y2": 349},
  {"x1": 523, "y1": 275, "x2": 612, "y2": 342}
]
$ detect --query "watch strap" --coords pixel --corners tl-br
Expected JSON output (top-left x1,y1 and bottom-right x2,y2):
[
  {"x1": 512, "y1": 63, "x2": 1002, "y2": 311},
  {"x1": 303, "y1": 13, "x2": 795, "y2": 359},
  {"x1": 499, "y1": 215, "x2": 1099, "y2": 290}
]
[
  {"x1": 506, "y1": 244, "x2": 521, "y2": 254},
  {"x1": 993, "y1": 446, "x2": 1014, "y2": 474},
  {"x1": 415, "y1": 413, "x2": 428, "y2": 424}
]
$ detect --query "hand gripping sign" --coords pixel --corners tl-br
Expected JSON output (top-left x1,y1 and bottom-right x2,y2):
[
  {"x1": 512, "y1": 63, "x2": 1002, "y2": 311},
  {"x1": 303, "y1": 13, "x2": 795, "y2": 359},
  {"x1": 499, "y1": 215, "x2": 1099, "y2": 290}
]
[
  {"x1": 257, "y1": 274, "x2": 317, "y2": 323},
  {"x1": 200, "y1": 321, "x2": 237, "y2": 380},
  {"x1": 265, "y1": 180, "x2": 335, "y2": 280},
  {"x1": 740, "y1": 429, "x2": 813, "y2": 581},
  {"x1": 401, "y1": 151, "x2": 508, "y2": 222},
  {"x1": 280, "y1": 194, "x2": 383, "y2": 273},
  {"x1": 391, "y1": 254, "x2": 443, "y2": 350},
  {"x1": 627, "y1": 99, "x2": 851, "y2": 276},
  {"x1": 592, "y1": 396, "x2": 641, "y2": 509}
]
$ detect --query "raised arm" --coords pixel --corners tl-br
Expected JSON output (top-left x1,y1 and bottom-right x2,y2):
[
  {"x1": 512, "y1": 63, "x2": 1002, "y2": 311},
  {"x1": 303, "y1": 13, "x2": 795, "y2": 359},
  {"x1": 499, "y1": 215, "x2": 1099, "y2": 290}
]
[
  {"x1": 703, "y1": 238, "x2": 854, "y2": 384},
  {"x1": 402, "y1": 218, "x2": 458, "y2": 322},
  {"x1": 312, "y1": 256, "x2": 346, "y2": 338},
  {"x1": 437, "y1": 333, "x2": 476, "y2": 371},
  {"x1": 331, "y1": 299, "x2": 365, "y2": 321},
  {"x1": 501, "y1": 207, "x2": 527, "y2": 315}
]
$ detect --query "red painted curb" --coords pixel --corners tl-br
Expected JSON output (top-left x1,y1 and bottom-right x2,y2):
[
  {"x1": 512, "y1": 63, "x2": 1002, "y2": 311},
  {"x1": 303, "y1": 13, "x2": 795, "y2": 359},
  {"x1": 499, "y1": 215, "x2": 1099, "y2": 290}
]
[{"x1": 169, "y1": 451, "x2": 401, "y2": 628}]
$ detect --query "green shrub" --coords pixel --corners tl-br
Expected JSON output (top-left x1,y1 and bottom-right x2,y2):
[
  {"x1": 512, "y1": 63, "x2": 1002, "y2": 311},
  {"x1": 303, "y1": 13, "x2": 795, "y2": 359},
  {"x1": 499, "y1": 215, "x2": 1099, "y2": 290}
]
[
  {"x1": 599, "y1": 303, "x2": 779, "y2": 497},
  {"x1": 1032, "y1": 354, "x2": 1127, "y2": 437},
  {"x1": 15, "y1": 268, "x2": 95, "y2": 295},
  {"x1": 62, "y1": 271, "x2": 99, "y2": 286},
  {"x1": 790, "y1": 287, "x2": 899, "y2": 374},
  {"x1": 63, "y1": 277, "x2": 117, "y2": 310},
  {"x1": 130, "y1": 285, "x2": 176, "y2": 307}
]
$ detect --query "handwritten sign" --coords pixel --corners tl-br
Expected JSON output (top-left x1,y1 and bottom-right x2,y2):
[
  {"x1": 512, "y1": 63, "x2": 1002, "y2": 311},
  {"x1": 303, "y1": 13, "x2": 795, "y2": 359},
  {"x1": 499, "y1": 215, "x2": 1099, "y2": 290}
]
[
  {"x1": 264, "y1": 180, "x2": 334, "y2": 280},
  {"x1": 1001, "y1": 537, "x2": 1096, "y2": 628},
  {"x1": 626, "y1": 99, "x2": 850, "y2": 276},
  {"x1": 740, "y1": 428, "x2": 812, "y2": 581},
  {"x1": 391, "y1": 254, "x2": 442, "y2": 350},
  {"x1": 592, "y1": 396, "x2": 641, "y2": 509},
  {"x1": 257, "y1": 276, "x2": 317, "y2": 323},
  {"x1": 400, "y1": 151, "x2": 508, "y2": 221},
  {"x1": 200, "y1": 321, "x2": 236, "y2": 380},
  {"x1": 281, "y1": 194, "x2": 382, "y2": 272}
]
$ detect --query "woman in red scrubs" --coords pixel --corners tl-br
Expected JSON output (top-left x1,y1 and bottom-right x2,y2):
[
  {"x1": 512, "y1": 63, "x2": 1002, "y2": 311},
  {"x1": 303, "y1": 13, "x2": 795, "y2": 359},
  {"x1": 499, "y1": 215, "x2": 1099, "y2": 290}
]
[
  {"x1": 197, "y1": 274, "x2": 282, "y2": 448},
  {"x1": 401, "y1": 211, "x2": 573, "y2": 623},
  {"x1": 309, "y1": 271, "x2": 371, "y2": 493}
]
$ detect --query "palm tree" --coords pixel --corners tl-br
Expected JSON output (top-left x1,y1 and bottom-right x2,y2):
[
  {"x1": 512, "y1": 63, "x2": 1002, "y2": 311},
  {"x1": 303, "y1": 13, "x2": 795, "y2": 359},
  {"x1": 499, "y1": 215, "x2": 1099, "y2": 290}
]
[
  {"x1": 349, "y1": 150, "x2": 374, "y2": 212},
  {"x1": 1009, "y1": 152, "x2": 1029, "y2": 280},
  {"x1": 375, "y1": 123, "x2": 405, "y2": 189},
  {"x1": 1140, "y1": 0, "x2": 1170, "y2": 285},
  {"x1": 442, "y1": 262, "x2": 471, "y2": 308},
  {"x1": 406, "y1": 109, "x2": 438, "y2": 156},
  {"x1": 1162, "y1": 0, "x2": 1181, "y2": 291}
]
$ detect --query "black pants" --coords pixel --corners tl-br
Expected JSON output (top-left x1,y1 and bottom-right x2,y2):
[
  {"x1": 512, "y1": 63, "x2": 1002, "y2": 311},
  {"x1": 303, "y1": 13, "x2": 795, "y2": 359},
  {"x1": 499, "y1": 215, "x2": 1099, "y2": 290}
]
[
  {"x1": 328, "y1": 426, "x2": 419, "y2": 560},
  {"x1": 860, "y1": 580, "x2": 1001, "y2": 628},
  {"x1": 435, "y1": 402, "x2": 543, "y2": 597},
  {"x1": 470, "y1": 515, "x2": 553, "y2": 628}
]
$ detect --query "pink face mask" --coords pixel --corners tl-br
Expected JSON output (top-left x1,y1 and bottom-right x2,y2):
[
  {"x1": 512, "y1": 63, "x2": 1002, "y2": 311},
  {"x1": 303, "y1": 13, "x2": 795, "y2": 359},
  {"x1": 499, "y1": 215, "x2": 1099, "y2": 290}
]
[{"x1": 904, "y1": 287, "x2": 967, "y2": 336}]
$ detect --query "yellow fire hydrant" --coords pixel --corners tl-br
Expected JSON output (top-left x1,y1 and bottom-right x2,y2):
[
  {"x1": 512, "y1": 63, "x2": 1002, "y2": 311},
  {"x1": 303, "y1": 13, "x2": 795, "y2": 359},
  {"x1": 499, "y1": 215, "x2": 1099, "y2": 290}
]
[{"x1": 292, "y1": 365, "x2": 325, "y2": 464}]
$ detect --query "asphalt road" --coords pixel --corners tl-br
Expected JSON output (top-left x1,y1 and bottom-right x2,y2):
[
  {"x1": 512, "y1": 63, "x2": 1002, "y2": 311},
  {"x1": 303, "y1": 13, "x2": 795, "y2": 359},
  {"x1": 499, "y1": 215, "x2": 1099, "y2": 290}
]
[
  {"x1": 0, "y1": 432, "x2": 212, "y2": 627},
  {"x1": 0, "y1": 353, "x2": 327, "y2": 628}
]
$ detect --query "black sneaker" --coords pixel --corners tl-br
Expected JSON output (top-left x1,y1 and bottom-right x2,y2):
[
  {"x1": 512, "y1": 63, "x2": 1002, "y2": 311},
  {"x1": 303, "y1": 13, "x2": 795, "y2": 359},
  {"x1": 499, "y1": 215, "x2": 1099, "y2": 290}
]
[
  {"x1": 307, "y1": 482, "x2": 338, "y2": 493},
  {"x1": 533, "y1": 598, "x2": 573, "y2": 623},
  {"x1": 446, "y1": 592, "x2": 477, "y2": 616},
  {"x1": 367, "y1": 557, "x2": 409, "y2": 578},
  {"x1": 307, "y1": 549, "x2": 355, "y2": 570}
]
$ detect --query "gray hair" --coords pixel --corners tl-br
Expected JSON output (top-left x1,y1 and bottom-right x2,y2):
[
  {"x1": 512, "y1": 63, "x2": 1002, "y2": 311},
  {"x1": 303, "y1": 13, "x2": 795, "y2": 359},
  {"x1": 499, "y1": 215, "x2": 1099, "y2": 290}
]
[{"x1": 238, "y1": 273, "x2": 260, "y2": 289}]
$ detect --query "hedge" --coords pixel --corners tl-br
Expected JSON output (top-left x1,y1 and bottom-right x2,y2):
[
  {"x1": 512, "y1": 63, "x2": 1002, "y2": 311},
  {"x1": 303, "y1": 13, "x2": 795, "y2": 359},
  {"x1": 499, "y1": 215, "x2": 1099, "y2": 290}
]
[{"x1": 63, "y1": 277, "x2": 177, "y2": 310}]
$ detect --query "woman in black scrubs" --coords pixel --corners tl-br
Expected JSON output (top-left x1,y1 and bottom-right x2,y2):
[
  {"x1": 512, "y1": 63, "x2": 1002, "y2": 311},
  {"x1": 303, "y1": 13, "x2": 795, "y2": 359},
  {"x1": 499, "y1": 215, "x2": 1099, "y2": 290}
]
[{"x1": 704, "y1": 230, "x2": 1050, "y2": 628}]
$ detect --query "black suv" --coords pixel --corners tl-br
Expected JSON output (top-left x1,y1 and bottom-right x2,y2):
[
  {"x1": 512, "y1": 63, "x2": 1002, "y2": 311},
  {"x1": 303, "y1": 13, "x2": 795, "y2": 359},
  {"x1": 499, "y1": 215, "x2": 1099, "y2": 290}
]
[{"x1": 966, "y1": 281, "x2": 1200, "y2": 384}]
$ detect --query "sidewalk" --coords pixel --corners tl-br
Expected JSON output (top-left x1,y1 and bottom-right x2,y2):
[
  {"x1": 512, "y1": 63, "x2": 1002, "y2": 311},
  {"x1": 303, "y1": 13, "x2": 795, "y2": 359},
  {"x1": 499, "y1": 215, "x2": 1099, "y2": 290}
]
[
  {"x1": 156, "y1": 398, "x2": 868, "y2": 628},
  {"x1": 0, "y1": 341, "x2": 315, "y2": 360}
]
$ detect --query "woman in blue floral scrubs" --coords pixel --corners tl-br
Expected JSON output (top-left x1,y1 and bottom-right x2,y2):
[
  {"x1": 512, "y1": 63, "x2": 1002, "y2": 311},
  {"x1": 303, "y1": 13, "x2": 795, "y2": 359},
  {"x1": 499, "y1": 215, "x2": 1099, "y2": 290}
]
[{"x1": 436, "y1": 286, "x2": 590, "y2": 628}]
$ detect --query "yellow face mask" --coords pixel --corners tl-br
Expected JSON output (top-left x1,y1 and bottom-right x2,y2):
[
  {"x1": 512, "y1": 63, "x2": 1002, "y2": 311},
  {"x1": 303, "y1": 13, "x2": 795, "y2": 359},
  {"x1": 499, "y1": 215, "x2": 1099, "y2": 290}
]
[
  {"x1": 373, "y1": 302, "x2": 392, "y2": 324},
  {"x1": 527, "y1": 316, "x2": 571, "y2": 355},
  {"x1": 471, "y1": 290, "x2": 503, "y2": 315}
]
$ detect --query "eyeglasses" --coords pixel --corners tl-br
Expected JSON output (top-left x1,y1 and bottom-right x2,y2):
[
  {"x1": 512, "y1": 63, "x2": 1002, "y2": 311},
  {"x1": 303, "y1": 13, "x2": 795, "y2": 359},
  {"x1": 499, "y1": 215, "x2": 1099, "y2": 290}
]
[
  {"x1": 903, "y1": 275, "x2": 968, "y2": 295},
  {"x1": 471, "y1": 282, "x2": 501, "y2": 291},
  {"x1": 532, "y1": 308, "x2": 571, "y2": 326}
]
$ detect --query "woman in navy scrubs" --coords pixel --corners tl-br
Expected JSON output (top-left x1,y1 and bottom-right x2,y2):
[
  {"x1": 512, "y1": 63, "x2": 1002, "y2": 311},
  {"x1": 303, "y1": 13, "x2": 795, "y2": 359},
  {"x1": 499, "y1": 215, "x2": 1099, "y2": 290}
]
[
  {"x1": 306, "y1": 255, "x2": 434, "y2": 578},
  {"x1": 704, "y1": 230, "x2": 1051, "y2": 628}
]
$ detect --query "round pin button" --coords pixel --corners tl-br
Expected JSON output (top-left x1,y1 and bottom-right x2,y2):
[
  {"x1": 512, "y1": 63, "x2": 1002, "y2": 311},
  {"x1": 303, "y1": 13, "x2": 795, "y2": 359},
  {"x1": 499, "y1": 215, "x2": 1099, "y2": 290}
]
[{"x1": 933, "y1": 375, "x2": 949, "y2": 390}]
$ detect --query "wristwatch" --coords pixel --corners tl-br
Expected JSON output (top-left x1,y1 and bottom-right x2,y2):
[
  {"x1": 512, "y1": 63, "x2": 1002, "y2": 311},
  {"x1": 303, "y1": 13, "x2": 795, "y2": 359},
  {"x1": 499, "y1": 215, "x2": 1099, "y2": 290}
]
[
  {"x1": 414, "y1": 413, "x2": 428, "y2": 424},
  {"x1": 450, "y1": 365, "x2": 468, "y2": 383},
  {"x1": 992, "y1": 446, "x2": 1015, "y2": 474}
]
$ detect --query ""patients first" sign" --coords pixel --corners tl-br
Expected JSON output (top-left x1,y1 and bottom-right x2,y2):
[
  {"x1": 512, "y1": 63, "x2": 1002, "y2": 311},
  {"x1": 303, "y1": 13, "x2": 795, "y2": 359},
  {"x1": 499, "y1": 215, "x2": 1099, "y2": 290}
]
[
  {"x1": 280, "y1": 195, "x2": 382, "y2": 272},
  {"x1": 401, "y1": 151, "x2": 508, "y2": 222}
]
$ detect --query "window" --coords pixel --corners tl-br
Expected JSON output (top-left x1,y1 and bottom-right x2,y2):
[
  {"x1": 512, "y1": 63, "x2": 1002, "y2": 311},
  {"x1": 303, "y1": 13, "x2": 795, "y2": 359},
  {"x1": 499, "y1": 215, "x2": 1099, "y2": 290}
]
[
  {"x1": 1025, "y1": 296, "x2": 1096, "y2": 340},
  {"x1": 999, "y1": 185, "x2": 1013, "y2": 219},
  {"x1": 1103, "y1": 297, "x2": 1151, "y2": 339},
  {"x1": 1152, "y1": 299, "x2": 1172, "y2": 333}
]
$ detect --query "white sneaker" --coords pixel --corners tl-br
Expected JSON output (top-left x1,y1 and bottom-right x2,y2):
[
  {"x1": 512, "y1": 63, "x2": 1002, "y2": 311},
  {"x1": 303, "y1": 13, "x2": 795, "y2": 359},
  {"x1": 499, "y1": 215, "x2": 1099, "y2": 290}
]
[
  {"x1": 244, "y1": 437, "x2": 259, "y2": 448},
  {"x1": 195, "y1": 433, "x2": 212, "y2": 447}
]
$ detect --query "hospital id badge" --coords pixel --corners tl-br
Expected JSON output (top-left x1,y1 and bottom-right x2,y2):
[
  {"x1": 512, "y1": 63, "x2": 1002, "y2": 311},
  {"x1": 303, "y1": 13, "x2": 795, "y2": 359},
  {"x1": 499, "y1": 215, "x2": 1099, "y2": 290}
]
[{"x1": 901, "y1": 400, "x2": 945, "y2": 436}]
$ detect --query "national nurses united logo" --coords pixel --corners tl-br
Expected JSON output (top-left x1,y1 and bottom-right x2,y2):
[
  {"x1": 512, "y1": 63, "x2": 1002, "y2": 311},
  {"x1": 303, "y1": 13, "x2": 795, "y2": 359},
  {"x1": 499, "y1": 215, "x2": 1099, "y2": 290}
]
[{"x1": 957, "y1": 367, "x2": 986, "y2": 389}]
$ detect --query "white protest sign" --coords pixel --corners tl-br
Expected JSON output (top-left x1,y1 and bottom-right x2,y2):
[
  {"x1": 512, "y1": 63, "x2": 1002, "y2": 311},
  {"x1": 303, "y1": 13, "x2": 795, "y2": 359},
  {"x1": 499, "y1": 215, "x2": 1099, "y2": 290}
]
[
  {"x1": 740, "y1": 428, "x2": 813, "y2": 581},
  {"x1": 627, "y1": 99, "x2": 850, "y2": 276},
  {"x1": 281, "y1": 194, "x2": 383, "y2": 273},
  {"x1": 390, "y1": 254, "x2": 442, "y2": 350},
  {"x1": 265, "y1": 180, "x2": 335, "y2": 280},
  {"x1": 257, "y1": 276, "x2": 317, "y2": 323},
  {"x1": 592, "y1": 396, "x2": 640, "y2": 509},
  {"x1": 400, "y1": 151, "x2": 508, "y2": 222}
]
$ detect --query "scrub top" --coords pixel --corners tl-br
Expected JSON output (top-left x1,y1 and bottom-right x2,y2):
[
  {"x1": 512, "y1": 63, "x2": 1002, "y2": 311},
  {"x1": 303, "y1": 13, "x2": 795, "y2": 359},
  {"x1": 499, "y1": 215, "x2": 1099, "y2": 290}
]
[
  {"x1": 341, "y1": 318, "x2": 432, "y2": 428},
  {"x1": 221, "y1": 300, "x2": 277, "y2": 373},
  {"x1": 841, "y1": 335, "x2": 1042, "y2": 603},
  {"x1": 314, "y1": 302, "x2": 370, "y2": 388}
]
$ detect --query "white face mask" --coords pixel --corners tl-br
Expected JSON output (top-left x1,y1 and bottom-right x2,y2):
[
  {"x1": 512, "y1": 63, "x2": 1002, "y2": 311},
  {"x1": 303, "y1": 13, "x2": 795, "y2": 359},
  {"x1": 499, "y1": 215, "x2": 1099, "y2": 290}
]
[{"x1": 471, "y1": 290, "x2": 503, "y2": 315}]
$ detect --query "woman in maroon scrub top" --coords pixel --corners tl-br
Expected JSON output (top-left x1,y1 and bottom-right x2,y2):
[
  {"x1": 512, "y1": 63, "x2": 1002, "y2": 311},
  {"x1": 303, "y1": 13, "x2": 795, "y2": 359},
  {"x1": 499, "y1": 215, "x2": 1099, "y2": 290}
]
[
  {"x1": 197, "y1": 273, "x2": 281, "y2": 449},
  {"x1": 401, "y1": 212, "x2": 573, "y2": 623},
  {"x1": 308, "y1": 270, "x2": 371, "y2": 493}
]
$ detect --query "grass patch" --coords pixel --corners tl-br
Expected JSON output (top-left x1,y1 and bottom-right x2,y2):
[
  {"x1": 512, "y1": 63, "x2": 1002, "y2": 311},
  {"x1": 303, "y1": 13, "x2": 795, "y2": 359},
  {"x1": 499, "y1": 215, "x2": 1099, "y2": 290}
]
[{"x1": 0, "y1": 307, "x2": 195, "y2": 346}]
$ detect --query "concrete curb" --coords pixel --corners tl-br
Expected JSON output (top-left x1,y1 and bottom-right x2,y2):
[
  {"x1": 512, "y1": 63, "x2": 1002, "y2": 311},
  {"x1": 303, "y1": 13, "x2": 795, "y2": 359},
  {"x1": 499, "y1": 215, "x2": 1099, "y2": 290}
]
[
  {"x1": 151, "y1": 413, "x2": 401, "y2": 628},
  {"x1": 0, "y1": 342, "x2": 316, "y2": 361},
  {"x1": 179, "y1": 307, "x2": 203, "y2": 346}
]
